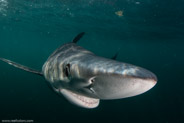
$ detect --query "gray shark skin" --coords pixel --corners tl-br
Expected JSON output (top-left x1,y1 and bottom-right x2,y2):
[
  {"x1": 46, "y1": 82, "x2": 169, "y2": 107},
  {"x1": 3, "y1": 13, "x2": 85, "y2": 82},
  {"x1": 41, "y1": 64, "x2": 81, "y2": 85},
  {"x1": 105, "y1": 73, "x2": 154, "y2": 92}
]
[{"x1": 0, "y1": 32, "x2": 157, "y2": 109}]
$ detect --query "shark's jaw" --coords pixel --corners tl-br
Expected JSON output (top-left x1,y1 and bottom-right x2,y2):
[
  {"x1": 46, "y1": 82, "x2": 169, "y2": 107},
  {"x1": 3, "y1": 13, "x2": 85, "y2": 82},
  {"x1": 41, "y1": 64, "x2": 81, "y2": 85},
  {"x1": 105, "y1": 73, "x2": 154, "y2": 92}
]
[{"x1": 60, "y1": 89, "x2": 100, "y2": 108}]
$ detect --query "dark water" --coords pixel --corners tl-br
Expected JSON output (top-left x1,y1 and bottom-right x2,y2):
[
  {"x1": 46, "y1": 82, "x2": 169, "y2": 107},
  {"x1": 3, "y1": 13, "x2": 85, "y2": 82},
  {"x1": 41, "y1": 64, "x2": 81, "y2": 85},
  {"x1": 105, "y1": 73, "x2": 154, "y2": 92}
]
[{"x1": 0, "y1": 0, "x2": 184, "y2": 123}]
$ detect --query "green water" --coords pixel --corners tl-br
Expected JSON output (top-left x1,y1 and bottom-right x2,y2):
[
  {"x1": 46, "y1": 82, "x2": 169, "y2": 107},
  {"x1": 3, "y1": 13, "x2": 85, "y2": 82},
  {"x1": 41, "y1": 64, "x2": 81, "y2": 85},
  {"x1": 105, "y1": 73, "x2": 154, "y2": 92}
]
[{"x1": 0, "y1": 0, "x2": 183, "y2": 123}]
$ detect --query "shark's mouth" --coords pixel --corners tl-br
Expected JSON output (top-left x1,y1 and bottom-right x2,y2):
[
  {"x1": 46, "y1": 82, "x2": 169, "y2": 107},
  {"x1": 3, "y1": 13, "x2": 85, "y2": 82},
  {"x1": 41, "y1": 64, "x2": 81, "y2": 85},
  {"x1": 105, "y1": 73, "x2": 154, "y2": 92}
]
[{"x1": 60, "y1": 89, "x2": 100, "y2": 108}]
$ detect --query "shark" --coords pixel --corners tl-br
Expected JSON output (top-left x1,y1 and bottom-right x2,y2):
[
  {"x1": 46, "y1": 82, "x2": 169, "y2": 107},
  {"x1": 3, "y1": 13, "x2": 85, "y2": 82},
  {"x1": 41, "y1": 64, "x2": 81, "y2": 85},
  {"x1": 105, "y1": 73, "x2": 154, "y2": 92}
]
[{"x1": 0, "y1": 32, "x2": 157, "y2": 109}]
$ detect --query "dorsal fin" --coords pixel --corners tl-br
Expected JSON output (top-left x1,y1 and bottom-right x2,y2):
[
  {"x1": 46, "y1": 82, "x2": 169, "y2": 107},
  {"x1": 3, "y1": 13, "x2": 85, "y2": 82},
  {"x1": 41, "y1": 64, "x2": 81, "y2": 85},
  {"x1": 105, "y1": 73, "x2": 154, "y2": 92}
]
[
  {"x1": 0, "y1": 58, "x2": 43, "y2": 76},
  {"x1": 72, "y1": 32, "x2": 85, "y2": 43},
  {"x1": 111, "y1": 52, "x2": 119, "y2": 60},
  {"x1": 111, "y1": 48, "x2": 121, "y2": 60}
]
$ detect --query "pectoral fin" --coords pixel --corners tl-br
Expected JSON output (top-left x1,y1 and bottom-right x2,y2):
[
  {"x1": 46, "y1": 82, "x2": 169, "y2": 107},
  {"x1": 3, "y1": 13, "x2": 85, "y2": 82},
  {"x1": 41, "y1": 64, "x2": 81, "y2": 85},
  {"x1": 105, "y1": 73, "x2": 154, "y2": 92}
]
[{"x1": 0, "y1": 58, "x2": 42, "y2": 76}]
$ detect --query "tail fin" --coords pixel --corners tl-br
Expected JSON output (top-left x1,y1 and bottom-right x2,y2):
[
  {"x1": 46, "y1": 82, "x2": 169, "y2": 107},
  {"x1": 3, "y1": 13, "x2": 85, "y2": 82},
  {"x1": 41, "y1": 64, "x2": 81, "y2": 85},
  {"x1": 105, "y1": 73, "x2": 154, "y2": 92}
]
[{"x1": 0, "y1": 58, "x2": 43, "y2": 76}]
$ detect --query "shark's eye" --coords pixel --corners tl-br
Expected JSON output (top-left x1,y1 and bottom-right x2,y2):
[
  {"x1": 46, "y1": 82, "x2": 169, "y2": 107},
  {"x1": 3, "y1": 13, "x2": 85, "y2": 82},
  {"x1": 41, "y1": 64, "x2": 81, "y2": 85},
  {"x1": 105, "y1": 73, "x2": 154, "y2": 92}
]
[
  {"x1": 89, "y1": 77, "x2": 95, "y2": 84},
  {"x1": 90, "y1": 78, "x2": 95, "y2": 83},
  {"x1": 64, "y1": 64, "x2": 70, "y2": 77}
]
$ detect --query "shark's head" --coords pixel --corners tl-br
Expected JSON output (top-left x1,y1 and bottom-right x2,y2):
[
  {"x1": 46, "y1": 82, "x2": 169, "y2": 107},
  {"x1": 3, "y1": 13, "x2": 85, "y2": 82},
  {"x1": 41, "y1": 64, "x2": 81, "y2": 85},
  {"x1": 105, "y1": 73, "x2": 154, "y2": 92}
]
[{"x1": 43, "y1": 43, "x2": 157, "y2": 109}]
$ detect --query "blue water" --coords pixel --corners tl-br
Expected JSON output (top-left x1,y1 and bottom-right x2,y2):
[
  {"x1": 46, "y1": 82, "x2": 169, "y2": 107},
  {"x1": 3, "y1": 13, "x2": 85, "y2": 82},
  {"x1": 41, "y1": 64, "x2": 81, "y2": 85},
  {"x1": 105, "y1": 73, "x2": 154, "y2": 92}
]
[{"x1": 0, "y1": 0, "x2": 184, "y2": 123}]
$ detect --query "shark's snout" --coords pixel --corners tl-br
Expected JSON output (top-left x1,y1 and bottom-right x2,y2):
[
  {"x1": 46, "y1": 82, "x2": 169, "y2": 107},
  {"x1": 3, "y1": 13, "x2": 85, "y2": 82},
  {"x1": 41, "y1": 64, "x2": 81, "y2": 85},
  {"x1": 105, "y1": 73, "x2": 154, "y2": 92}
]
[
  {"x1": 87, "y1": 63, "x2": 157, "y2": 100},
  {"x1": 68, "y1": 54, "x2": 157, "y2": 100},
  {"x1": 130, "y1": 66, "x2": 157, "y2": 82}
]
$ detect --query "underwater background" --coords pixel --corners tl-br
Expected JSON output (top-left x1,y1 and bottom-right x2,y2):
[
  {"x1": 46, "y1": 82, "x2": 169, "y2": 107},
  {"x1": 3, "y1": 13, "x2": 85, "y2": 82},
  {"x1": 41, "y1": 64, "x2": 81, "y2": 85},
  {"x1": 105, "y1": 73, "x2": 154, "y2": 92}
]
[{"x1": 0, "y1": 0, "x2": 183, "y2": 123}]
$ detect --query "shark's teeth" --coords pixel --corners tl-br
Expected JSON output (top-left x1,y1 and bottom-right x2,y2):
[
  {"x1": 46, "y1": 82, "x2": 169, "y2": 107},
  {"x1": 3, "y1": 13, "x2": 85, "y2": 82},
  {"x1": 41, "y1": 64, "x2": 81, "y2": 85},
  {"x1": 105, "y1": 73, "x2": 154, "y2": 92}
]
[
  {"x1": 71, "y1": 91, "x2": 98, "y2": 104},
  {"x1": 60, "y1": 89, "x2": 99, "y2": 108}
]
